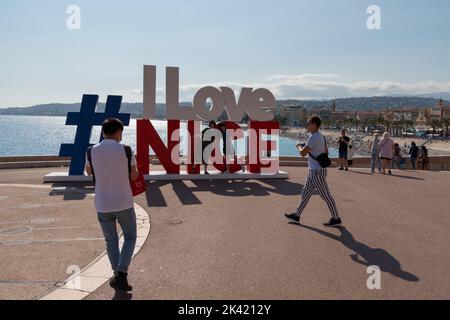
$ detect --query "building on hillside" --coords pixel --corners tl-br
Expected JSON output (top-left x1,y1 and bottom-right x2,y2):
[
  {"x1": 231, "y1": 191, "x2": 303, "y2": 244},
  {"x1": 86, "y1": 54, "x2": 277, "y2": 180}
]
[{"x1": 436, "y1": 99, "x2": 450, "y2": 120}]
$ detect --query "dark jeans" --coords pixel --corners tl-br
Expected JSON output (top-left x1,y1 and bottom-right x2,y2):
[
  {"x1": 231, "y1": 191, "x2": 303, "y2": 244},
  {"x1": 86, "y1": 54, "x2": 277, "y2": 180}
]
[{"x1": 410, "y1": 157, "x2": 417, "y2": 170}]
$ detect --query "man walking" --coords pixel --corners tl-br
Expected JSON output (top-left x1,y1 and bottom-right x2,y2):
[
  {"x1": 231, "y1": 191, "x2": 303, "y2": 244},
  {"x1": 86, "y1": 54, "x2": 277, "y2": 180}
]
[
  {"x1": 338, "y1": 129, "x2": 350, "y2": 171},
  {"x1": 285, "y1": 116, "x2": 342, "y2": 227},
  {"x1": 85, "y1": 118, "x2": 139, "y2": 292}
]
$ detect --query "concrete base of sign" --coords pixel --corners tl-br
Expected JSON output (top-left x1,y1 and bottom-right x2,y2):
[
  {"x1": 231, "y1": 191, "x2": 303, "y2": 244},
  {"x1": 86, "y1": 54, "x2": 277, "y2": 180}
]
[{"x1": 43, "y1": 170, "x2": 289, "y2": 183}]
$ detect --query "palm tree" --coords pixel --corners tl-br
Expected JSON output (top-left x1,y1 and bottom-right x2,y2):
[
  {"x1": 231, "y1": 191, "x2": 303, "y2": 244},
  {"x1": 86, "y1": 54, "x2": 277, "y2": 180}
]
[{"x1": 428, "y1": 119, "x2": 443, "y2": 137}]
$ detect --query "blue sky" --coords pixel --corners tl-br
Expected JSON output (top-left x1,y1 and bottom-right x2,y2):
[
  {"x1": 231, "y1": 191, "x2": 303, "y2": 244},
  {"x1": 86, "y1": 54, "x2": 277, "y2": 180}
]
[{"x1": 1, "y1": 0, "x2": 449, "y2": 107}]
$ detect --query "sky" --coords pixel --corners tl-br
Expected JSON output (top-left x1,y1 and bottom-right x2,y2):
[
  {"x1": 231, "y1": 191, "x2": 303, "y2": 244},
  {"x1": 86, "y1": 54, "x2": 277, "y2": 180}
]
[{"x1": 1, "y1": 0, "x2": 450, "y2": 107}]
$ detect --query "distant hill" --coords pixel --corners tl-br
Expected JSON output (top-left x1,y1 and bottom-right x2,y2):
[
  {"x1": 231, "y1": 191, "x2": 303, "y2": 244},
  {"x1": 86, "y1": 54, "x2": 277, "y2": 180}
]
[
  {"x1": 0, "y1": 102, "x2": 165, "y2": 119},
  {"x1": 1, "y1": 96, "x2": 448, "y2": 118}
]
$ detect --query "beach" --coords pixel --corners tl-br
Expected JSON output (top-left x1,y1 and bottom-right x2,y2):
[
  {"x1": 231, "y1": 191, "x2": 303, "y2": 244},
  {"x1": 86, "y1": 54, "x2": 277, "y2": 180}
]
[{"x1": 281, "y1": 127, "x2": 450, "y2": 156}]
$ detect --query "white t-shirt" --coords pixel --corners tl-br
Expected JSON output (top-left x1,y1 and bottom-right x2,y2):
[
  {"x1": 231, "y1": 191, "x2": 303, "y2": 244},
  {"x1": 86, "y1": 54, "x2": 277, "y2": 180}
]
[
  {"x1": 306, "y1": 131, "x2": 326, "y2": 170},
  {"x1": 85, "y1": 139, "x2": 136, "y2": 213}
]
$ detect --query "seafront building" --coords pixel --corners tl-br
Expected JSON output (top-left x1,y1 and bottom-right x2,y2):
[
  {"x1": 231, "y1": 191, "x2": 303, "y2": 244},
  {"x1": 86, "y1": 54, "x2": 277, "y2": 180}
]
[{"x1": 279, "y1": 99, "x2": 450, "y2": 135}]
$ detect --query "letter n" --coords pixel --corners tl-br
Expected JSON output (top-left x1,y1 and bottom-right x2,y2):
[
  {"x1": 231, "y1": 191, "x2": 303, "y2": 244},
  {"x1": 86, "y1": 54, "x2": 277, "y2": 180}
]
[{"x1": 137, "y1": 119, "x2": 180, "y2": 174}]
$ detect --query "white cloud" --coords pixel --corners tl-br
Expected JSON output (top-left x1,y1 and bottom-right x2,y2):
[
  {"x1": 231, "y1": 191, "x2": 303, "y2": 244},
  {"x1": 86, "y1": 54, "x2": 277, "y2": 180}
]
[{"x1": 117, "y1": 74, "x2": 450, "y2": 103}]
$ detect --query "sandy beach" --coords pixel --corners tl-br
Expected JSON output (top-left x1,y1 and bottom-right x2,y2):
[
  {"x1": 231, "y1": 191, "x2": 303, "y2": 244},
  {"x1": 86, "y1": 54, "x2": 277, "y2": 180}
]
[{"x1": 281, "y1": 128, "x2": 450, "y2": 156}]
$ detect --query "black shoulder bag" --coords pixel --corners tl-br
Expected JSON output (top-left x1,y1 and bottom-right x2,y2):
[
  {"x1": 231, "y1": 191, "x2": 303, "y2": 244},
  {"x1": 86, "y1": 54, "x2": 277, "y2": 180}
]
[{"x1": 308, "y1": 136, "x2": 332, "y2": 168}]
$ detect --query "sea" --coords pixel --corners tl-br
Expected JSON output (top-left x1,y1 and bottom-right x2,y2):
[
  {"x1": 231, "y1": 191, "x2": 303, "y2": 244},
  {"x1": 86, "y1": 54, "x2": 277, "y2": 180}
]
[{"x1": 0, "y1": 115, "x2": 339, "y2": 157}]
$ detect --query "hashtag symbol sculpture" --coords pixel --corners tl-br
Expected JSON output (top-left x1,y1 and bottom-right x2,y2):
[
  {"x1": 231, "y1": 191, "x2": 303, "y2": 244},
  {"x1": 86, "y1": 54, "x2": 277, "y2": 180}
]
[{"x1": 59, "y1": 94, "x2": 131, "y2": 175}]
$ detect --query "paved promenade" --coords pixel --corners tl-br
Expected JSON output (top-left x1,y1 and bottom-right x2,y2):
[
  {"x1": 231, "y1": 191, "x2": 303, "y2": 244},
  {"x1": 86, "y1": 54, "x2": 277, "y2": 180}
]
[{"x1": 1, "y1": 166, "x2": 449, "y2": 299}]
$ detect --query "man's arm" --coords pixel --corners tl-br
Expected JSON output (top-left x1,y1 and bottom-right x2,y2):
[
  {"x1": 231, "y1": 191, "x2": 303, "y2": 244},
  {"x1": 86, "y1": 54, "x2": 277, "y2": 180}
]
[
  {"x1": 129, "y1": 151, "x2": 139, "y2": 181},
  {"x1": 296, "y1": 137, "x2": 313, "y2": 157},
  {"x1": 299, "y1": 145, "x2": 311, "y2": 157},
  {"x1": 130, "y1": 165, "x2": 139, "y2": 181},
  {"x1": 85, "y1": 153, "x2": 93, "y2": 176}
]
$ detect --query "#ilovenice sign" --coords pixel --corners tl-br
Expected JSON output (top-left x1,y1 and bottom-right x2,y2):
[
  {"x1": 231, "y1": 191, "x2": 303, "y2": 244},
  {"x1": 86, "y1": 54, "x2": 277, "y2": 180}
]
[{"x1": 54, "y1": 65, "x2": 285, "y2": 181}]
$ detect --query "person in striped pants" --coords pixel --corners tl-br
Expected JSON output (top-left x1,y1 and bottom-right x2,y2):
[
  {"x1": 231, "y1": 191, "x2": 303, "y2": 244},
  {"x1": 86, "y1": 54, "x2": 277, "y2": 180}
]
[{"x1": 285, "y1": 116, "x2": 342, "y2": 227}]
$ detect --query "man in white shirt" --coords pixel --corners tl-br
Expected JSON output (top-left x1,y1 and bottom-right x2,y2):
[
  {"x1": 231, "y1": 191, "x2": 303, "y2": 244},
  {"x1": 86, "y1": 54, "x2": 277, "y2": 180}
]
[
  {"x1": 85, "y1": 118, "x2": 139, "y2": 292},
  {"x1": 284, "y1": 116, "x2": 342, "y2": 227}
]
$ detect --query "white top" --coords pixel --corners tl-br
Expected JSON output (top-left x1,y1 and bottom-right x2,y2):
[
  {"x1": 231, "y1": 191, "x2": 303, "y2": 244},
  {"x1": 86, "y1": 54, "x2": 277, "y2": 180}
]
[
  {"x1": 85, "y1": 139, "x2": 136, "y2": 213},
  {"x1": 306, "y1": 131, "x2": 326, "y2": 170},
  {"x1": 347, "y1": 148, "x2": 354, "y2": 160}
]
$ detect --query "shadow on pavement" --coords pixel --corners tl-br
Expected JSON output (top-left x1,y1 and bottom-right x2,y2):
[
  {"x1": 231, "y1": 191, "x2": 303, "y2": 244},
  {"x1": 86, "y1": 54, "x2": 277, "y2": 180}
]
[
  {"x1": 290, "y1": 223, "x2": 420, "y2": 282},
  {"x1": 347, "y1": 170, "x2": 425, "y2": 181},
  {"x1": 145, "y1": 179, "x2": 303, "y2": 207},
  {"x1": 49, "y1": 182, "x2": 95, "y2": 200}
]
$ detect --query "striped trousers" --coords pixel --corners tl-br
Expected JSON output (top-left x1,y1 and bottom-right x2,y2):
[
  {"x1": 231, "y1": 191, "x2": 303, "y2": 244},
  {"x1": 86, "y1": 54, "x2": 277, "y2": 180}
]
[{"x1": 295, "y1": 168, "x2": 340, "y2": 220}]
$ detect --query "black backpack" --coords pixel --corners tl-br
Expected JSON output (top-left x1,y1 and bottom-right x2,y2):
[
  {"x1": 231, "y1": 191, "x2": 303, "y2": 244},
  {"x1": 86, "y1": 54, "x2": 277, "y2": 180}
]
[
  {"x1": 308, "y1": 136, "x2": 332, "y2": 168},
  {"x1": 86, "y1": 145, "x2": 132, "y2": 183}
]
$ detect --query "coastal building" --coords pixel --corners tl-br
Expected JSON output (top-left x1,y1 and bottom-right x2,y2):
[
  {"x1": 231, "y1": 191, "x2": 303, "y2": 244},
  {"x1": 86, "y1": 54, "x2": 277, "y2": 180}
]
[
  {"x1": 305, "y1": 106, "x2": 332, "y2": 121},
  {"x1": 356, "y1": 111, "x2": 380, "y2": 122},
  {"x1": 436, "y1": 99, "x2": 450, "y2": 120},
  {"x1": 279, "y1": 105, "x2": 305, "y2": 127},
  {"x1": 415, "y1": 109, "x2": 429, "y2": 127}
]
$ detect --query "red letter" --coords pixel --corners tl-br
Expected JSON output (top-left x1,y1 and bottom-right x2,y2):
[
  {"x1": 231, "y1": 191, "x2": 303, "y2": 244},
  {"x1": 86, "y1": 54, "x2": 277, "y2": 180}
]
[
  {"x1": 137, "y1": 119, "x2": 180, "y2": 174},
  {"x1": 248, "y1": 121, "x2": 279, "y2": 174},
  {"x1": 187, "y1": 120, "x2": 201, "y2": 174},
  {"x1": 213, "y1": 121, "x2": 243, "y2": 173}
]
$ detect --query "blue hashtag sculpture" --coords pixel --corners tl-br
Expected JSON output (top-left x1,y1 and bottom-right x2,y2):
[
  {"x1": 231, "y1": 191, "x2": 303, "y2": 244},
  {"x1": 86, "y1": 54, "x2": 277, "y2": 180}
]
[{"x1": 59, "y1": 94, "x2": 131, "y2": 175}]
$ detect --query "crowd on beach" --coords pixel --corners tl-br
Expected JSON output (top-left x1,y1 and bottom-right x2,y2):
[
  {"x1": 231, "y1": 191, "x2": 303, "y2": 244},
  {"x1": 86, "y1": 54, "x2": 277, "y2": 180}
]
[
  {"x1": 336, "y1": 129, "x2": 429, "y2": 174},
  {"x1": 281, "y1": 127, "x2": 432, "y2": 172}
]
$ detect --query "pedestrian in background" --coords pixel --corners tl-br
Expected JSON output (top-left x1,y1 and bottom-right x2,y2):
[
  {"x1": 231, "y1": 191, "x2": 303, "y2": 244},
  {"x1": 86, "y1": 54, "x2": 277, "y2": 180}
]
[
  {"x1": 409, "y1": 141, "x2": 419, "y2": 170},
  {"x1": 378, "y1": 132, "x2": 394, "y2": 175},
  {"x1": 369, "y1": 133, "x2": 381, "y2": 174}
]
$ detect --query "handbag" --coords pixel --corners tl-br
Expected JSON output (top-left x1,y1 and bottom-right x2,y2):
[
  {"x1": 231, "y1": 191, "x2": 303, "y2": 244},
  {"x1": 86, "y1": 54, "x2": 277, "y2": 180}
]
[
  {"x1": 124, "y1": 146, "x2": 147, "y2": 197},
  {"x1": 308, "y1": 136, "x2": 332, "y2": 168}
]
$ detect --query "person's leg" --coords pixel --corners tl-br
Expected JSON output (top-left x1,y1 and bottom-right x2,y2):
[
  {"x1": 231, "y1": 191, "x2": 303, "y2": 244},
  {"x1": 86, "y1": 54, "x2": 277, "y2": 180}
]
[
  {"x1": 370, "y1": 156, "x2": 375, "y2": 173},
  {"x1": 115, "y1": 207, "x2": 137, "y2": 273},
  {"x1": 294, "y1": 171, "x2": 317, "y2": 217},
  {"x1": 377, "y1": 157, "x2": 382, "y2": 173},
  {"x1": 313, "y1": 169, "x2": 340, "y2": 220},
  {"x1": 411, "y1": 157, "x2": 416, "y2": 170},
  {"x1": 97, "y1": 212, "x2": 120, "y2": 272},
  {"x1": 343, "y1": 151, "x2": 348, "y2": 170}
]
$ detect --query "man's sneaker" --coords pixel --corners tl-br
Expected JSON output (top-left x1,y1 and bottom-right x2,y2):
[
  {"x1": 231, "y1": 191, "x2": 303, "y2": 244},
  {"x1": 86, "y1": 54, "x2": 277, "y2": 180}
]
[
  {"x1": 323, "y1": 218, "x2": 342, "y2": 227},
  {"x1": 338, "y1": 167, "x2": 344, "y2": 170},
  {"x1": 345, "y1": 167, "x2": 348, "y2": 171},
  {"x1": 284, "y1": 213, "x2": 300, "y2": 222},
  {"x1": 110, "y1": 271, "x2": 133, "y2": 292}
]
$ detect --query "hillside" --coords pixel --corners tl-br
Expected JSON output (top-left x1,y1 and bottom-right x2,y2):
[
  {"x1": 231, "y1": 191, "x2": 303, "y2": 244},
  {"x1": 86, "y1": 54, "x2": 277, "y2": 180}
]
[{"x1": 0, "y1": 96, "x2": 448, "y2": 118}]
